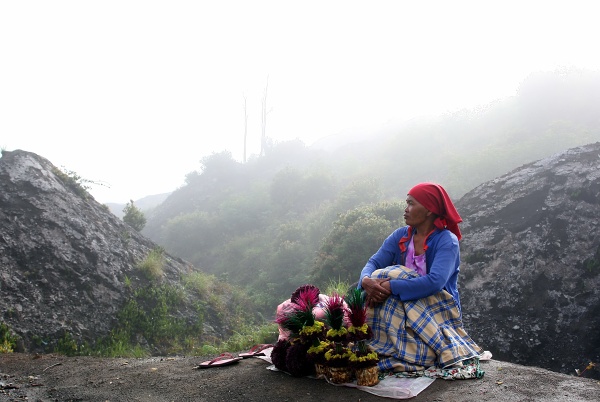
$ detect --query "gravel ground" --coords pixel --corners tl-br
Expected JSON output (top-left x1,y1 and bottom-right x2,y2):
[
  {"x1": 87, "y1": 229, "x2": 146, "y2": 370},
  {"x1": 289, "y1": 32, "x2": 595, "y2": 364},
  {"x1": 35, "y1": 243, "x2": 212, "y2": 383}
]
[{"x1": 1, "y1": 353, "x2": 598, "y2": 401}]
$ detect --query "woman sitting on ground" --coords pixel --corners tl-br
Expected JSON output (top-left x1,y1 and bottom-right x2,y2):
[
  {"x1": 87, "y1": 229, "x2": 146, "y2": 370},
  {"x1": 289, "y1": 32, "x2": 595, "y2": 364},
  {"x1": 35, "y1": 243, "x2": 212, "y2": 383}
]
[{"x1": 358, "y1": 182, "x2": 483, "y2": 372}]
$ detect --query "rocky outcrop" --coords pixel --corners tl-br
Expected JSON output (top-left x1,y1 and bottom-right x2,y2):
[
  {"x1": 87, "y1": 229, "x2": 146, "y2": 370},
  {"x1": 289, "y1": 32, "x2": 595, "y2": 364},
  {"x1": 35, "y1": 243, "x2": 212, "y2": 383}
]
[
  {"x1": 0, "y1": 150, "x2": 212, "y2": 352},
  {"x1": 458, "y1": 142, "x2": 600, "y2": 376}
]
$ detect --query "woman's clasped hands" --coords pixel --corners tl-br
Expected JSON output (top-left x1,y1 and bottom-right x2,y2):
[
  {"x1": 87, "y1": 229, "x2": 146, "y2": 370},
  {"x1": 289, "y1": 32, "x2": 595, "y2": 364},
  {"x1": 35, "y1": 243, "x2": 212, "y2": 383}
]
[{"x1": 362, "y1": 277, "x2": 391, "y2": 307}]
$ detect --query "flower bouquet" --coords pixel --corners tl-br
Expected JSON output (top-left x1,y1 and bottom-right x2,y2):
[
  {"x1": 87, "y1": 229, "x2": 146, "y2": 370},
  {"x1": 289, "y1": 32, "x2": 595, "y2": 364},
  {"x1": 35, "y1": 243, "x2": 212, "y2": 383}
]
[
  {"x1": 323, "y1": 292, "x2": 353, "y2": 383},
  {"x1": 346, "y1": 288, "x2": 379, "y2": 386},
  {"x1": 275, "y1": 285, "x2": 323, "y2": 377},
  {"x1": 307, "y1": 339, "x2": 330, "y2": 377}
]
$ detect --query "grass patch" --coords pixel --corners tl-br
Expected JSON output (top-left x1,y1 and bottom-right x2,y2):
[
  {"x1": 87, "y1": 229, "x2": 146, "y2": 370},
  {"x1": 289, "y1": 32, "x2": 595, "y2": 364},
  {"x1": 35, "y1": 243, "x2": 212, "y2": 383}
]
[
  {"x1": 182, "y1": 271, "x2": 213, "y2": 295},
  {"x1": 48, "y1": 270, "x2": 270, "y2": 358},
  {"x1": 94, "y1": 330, "x2": 149, "y2": 358},
  {"x1": 324, "y1": 278, "x2": 352, "y2": 297},
  {"x1": 192, "y1": 322, "x2": 278, "y2": 356},
  {"x1": 137, "y1": 247, "x2": 165, "y2": 280}
]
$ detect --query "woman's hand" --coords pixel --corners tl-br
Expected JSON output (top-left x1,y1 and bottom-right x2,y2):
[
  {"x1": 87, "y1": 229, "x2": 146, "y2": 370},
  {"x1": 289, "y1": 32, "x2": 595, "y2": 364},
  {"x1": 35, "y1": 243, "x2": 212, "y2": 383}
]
[{"x1": 362, "y1": 277, "x2": 391, "y2": 307}]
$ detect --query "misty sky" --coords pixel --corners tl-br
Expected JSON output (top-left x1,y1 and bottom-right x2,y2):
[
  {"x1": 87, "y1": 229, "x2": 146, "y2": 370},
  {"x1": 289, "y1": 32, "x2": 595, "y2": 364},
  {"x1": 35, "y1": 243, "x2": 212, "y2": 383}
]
[{"x1": 2, "y1": 1, "x2": 599, "y2": 203}]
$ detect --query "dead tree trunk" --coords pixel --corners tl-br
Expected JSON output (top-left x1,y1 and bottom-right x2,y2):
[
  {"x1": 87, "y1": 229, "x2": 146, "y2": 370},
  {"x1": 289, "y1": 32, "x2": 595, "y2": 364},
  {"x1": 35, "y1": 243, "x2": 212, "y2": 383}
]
[
  {"x1": 260, "y1": 77, "x2": 269, "y2": 156},
  {"x1": 243, "y1": 95, "x2": 248, "y2": 163}
]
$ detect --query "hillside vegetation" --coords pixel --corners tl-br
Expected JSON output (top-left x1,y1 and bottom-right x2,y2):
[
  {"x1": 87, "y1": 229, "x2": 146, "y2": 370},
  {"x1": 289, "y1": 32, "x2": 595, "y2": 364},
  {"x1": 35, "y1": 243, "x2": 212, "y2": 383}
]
[{"x1": 142, "y1": 68, "x2": 600, "y2": 315}]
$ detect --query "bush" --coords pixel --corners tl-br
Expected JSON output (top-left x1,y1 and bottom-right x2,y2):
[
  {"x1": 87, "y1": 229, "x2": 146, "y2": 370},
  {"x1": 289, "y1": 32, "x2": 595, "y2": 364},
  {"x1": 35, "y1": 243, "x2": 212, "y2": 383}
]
[
  {"x1": 310, "y1": 201, "x2": 404, "y2": 286},
  {"x1": 123, "y1": 200, "x2": 147, "y2": 231},
  {"x1": 0, "y1": 322, "x2": 17, "y2": 353},
  {"x1": 52, "y1": 167, "x2": 92, "y2": 199}
]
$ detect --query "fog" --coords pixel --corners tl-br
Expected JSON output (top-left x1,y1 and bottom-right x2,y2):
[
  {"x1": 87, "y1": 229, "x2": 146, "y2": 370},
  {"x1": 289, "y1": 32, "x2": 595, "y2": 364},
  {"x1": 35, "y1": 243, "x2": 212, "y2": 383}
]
[{"x1": 1, "y1": 0, "x2": 599, "y2": 203}]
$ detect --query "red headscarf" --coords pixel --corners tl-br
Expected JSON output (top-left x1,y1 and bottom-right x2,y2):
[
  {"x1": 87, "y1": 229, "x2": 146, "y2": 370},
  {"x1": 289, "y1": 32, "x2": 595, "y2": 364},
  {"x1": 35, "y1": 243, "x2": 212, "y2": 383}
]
[{"x1": 408, "y1": 182, "x2": 462, "y2": 240}]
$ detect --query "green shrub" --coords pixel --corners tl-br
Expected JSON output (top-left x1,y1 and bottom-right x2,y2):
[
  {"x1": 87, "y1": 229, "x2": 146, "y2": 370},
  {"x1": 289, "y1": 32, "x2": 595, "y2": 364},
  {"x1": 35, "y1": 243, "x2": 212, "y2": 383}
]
[
  {"x1": 94, "y1": 329, "x2": 149, "y2": 358},
  {"x1": 123, "y1": 200, "x2": 147, "y2": 231},
  {"x1": 113, "y1": 283, "x2": 205, "y2": 354},
  {"x1": 310, "y1": 201, "x2": 404, "y2": 286},
  {"x1": 51, "y1": 166, "x2": 95, "y2": 199},
  {"x1": 0, "y1": 322, "x2": 17, "y2": 353},
  {"x1": 55, "y1": 332, "x2": 91, "y2": 356},
  {"x1": 55, "y1": 332, "x2": 79, "y2": 356}
]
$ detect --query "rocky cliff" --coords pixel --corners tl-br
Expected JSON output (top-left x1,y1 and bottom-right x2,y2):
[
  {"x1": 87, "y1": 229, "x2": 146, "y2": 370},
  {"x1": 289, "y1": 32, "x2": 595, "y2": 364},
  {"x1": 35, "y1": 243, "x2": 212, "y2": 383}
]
[
  {"x1": 0, "y1": 150, "x2": 237, "y2": 353},
  {"x1": 458, "y1": 142, "x2": 600, "y2": 377}
]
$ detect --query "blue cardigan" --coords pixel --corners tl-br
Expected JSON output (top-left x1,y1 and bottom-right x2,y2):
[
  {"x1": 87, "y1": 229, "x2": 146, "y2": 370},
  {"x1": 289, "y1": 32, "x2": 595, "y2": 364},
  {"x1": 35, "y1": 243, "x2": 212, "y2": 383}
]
[{"x1": 358, "y1": 226, "x2": 462, "y2": 313}]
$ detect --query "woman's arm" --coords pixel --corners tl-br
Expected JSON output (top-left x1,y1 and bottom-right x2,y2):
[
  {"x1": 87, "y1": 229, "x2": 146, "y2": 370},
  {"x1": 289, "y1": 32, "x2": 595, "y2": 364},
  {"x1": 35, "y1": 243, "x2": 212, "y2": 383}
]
[
  {"x1": 358, "y1": 227, "x2": 405, "y2": 288},
  {"x1": 358, "y1": 228, "x2": 405, "y2": 306},
  {"x1": 389, "y1": 232, "x2": 459, "y2": 300}
]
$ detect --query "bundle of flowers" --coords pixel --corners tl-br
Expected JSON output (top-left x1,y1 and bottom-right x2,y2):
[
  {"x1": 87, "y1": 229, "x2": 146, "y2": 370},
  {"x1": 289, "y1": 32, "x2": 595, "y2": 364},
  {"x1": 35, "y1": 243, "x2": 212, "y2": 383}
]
[
  {"x1": 290, "y1": 284, "x2": 320, "y2": 306},
  {"x1": 345, "y1": 288, "x2": 373, "y2": 342},
  {"x1": 348, "y1": 349, "x2": 379, "y2": 369},
  {"x1": 323, "y1": 342, "x2": 353, "y2": 368},
  {"x1": 322, "y1": 292, "x2": 353, "y2": 371},
  {"x1": 276, "y1": 285, "x2": 324, "y2": 337},
  {"x1": 345, "y1": 288, "x2": 378, "y2": 368},
  {"x1": 323, "y1": 292, "x2": 348, "y2": 343},
  {"x1": 307, "y1": 339, "x2": 331, "y2": 365},
  {"x1": 294, "y1": 286, "x2": 326, "y2": 343},
  {"x1": 275, "y1": 285, "x2": 326, "y2": 377}
]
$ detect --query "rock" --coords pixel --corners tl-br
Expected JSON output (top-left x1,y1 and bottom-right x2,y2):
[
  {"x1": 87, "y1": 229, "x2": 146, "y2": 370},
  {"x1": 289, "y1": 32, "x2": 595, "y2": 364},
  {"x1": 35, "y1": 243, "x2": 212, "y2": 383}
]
[
  {"x1": 0, "y1": 150, "x2": 208, "y2": 352},
  {"x1": 458, "y1": 142, "x2": 600, "y2": 378}
]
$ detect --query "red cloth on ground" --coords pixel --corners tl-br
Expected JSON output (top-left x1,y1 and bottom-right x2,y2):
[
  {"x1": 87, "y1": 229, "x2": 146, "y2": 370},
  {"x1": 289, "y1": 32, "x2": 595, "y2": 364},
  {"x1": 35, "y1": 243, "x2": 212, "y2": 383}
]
[{"x1": 408, "y1": 183, "x2": 462, "y2": 241}]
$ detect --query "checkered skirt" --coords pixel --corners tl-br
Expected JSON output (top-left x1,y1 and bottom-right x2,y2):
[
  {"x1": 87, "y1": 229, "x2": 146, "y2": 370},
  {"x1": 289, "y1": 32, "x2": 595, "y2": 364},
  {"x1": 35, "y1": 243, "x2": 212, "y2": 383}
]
[{"x1": 367, "y1": 266, "x2": 483, "y2": 372}]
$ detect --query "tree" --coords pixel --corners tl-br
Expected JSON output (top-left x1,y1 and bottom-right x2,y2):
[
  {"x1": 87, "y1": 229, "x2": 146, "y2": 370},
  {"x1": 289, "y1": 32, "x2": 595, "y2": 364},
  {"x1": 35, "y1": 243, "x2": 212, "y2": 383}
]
[
  {"x1": 310, "y1": 201, "x2": 404, "y2": 286},
  {"x1": 123, "y1": 200, "x2": 147, "y2": 231},
  {"x1": 270, "y1": 167, "x2": 335, "y2": 217}
]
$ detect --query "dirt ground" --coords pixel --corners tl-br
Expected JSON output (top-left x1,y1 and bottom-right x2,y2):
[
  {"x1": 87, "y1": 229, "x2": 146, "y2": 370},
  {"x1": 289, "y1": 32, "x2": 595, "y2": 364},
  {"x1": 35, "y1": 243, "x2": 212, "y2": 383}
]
[{"x1": 1, "y1": 353, "x2": 598, "y2": 402}]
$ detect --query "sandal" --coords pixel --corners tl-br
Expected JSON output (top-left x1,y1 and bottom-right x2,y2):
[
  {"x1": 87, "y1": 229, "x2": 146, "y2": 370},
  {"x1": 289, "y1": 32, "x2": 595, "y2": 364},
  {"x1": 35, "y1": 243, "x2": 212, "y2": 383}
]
[
  {"x1": 239, "y1": 344, "x2": 274, "y2": 359},
  {"x1": 193, "y1": 352, "x2": 243, "y2": 369}
]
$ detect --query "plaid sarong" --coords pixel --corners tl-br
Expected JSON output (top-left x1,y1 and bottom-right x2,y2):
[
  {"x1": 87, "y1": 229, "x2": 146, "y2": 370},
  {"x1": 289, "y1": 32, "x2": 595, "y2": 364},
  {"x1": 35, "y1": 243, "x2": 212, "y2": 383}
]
[{"x1": 367, "y1": 266, "x2": 483, "y2": 372}]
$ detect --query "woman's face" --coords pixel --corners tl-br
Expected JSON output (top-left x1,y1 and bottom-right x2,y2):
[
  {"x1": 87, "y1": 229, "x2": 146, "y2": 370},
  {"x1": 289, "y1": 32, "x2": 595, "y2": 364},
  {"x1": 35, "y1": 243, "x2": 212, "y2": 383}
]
[{"x1": 404, "y1": 195, "x2": 430, "y2": 227}]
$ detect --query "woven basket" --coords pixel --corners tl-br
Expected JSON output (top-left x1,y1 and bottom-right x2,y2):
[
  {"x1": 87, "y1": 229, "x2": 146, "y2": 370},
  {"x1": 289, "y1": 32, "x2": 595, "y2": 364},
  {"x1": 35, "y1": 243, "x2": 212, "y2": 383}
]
[
  {"x1": 354, "y1": 365, "x2": 379, "y2": 386},
  {"x1": 314, "y1": 363, "x2": 327, "y2": 378},
  {"x1": 327, "y1": 366, "x2": 353, "y2": 384}
]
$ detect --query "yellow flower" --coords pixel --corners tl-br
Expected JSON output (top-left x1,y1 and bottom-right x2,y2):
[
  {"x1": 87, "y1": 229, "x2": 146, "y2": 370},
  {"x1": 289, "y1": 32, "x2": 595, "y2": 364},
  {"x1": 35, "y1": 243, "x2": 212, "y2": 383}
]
[
  {"x1": 348, "y1": 324, "x2": 369, "y2": 335},
  {"x1": 349, "y1": 351, "x2": 378, "y2": 363},
  {"x1": 325, "y1": 348, "x2": 351, "y2": 361},
  {"x1": 326, "y1": 327, "x2": 348, "y2": 338},
  {"x1": 307, "y1": 340, "x2": 330, "y2": 355},
  {"x1": 299, "y1": 321, "x2": 324, "y2": 337}
]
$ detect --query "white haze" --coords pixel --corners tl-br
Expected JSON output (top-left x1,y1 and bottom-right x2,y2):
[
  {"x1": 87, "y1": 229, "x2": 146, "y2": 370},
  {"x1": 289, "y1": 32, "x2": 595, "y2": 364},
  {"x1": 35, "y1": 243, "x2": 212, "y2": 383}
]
[{"x1": 1, "y1": 0, "x2": 599, "y2": 203}]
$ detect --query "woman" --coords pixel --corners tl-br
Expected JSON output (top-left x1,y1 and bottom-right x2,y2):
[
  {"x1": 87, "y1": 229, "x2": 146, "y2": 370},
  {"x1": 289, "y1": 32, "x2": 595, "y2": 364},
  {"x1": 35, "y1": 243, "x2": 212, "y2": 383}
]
[{"x1": 358, "y1": 182, "x2": 483, "y2": 372}]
